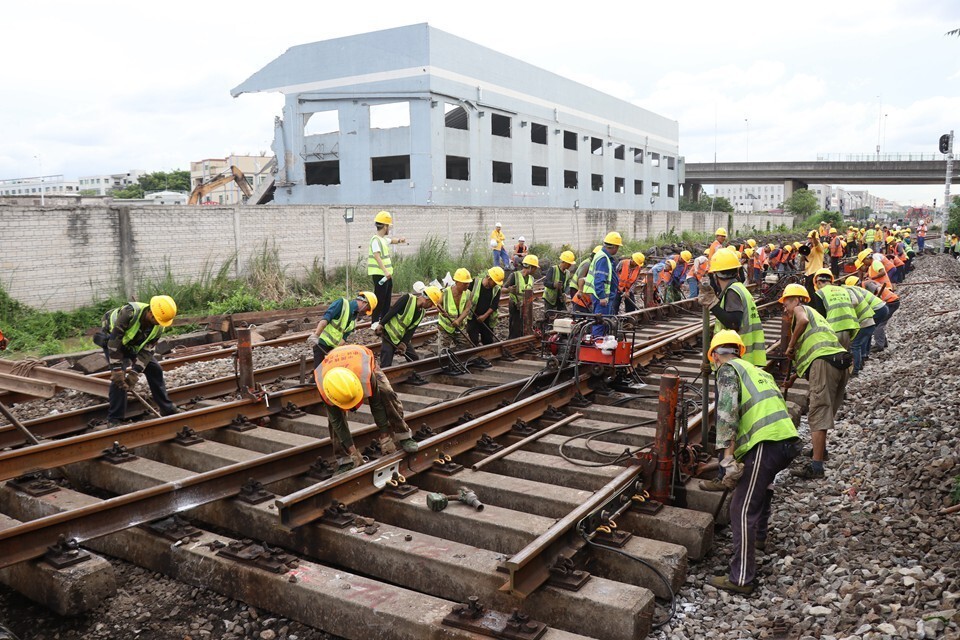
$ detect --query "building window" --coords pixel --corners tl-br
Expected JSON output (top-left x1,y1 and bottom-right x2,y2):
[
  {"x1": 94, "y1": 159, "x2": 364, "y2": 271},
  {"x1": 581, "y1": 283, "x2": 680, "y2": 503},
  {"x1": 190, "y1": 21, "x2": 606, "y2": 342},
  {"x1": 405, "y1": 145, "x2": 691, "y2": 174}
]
[
  {"x1": 531, "y1": 123, "x2": 547, "y2": 145},
  {"x1": 633, "y1": 148, "x2": 644, "y2": 164},
  {"x1": 531, "y1": 166, "x2": 548, "y2": 187},
  {"x1": 591, "y1": 137, "x2": 603, "y2": 156},
  {"x1": 446, "y1": 156, "x2": 469, "y2": 181},
  {"x1": 371, "y1": 155, "x2": 411, "y2": 182},
  {"x1": 667, "y1": 184, "x2": 675, "y2": 198},
  {"x1": 652, "y1": 182, "x2": 660, "y2": 196},
  {"x1": 651, "y1": 153, "x2": 660, "y2": 167},
  {"x1": 591, "y1": 174, "x2": 603, "y2": 191},
  {"x1": 444, "y1": 104, "x2": 468, "y2": 130},
  {"x1": 491, "y1": 113, "x2": 511, "y2": 138},
  {"x1": 615, "y1": 177, "x2": 625, "y2": 193},
  {"x1": 492, "y1": 161, "x2": 512, "y2": 184},
  {"x1": 634, "y1": 180, "x2": 643, "y2": 195},
  {"x1": 614, "y1": 144, "x2": 625, "y2": 160},
  {"x1": 666, "y1": 156, "x2": 675, "y2": 170},
  {"x1": 563, "y1": 130, "x2": 578, "y2": 151},
  {"x1": 303, "y1": 110, "x2": 339, "y2": 136},
  {"x1": 370, "y1": 102, "x2": 410, "y2": 129},
  {"x1": 564, "y1": 170, "x2": 578, "y2": 189}
]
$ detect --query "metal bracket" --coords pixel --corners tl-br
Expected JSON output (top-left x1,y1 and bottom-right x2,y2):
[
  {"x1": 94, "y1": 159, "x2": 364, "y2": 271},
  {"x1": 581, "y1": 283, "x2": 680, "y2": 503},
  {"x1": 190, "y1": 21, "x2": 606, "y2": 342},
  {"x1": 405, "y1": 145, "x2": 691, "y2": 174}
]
[
  {"x1": 145, "y1": 515, "x2": 202, "y2": 542},
  {"x1": 512, "y1": 419, "x2": 536, "y2": 437},
  {"x1": 237, "y1": 478, "x2": 274, "y2": 504},
  {"x1": 413, "y1": 424, "x2": 436, "y2": 441},
  {"x1": 44, "y1": 535, "x2": 91, "y2": 569},
  {"x1": 307, "y1": 457, "x2": 336, "y2": 481},
  {"x1": 475, "y1": 434, "x2": 503, "y2": 454},
  {"x1": 541, "y1": 406, "x2": 567, "y2": 422},
  {"x1": 442, "y1": 597, "x2": 546, "y2": 640},
  {"x1": 216, "y1": 539, "x2": 298, "y2": 574},
  {"x1": 546, "y1": 557, "x2": 591, "y2": 591},
  {"x1": 279, "y1": 402, "x2": 306, "y2": 418},
  {"x1": 593, "y1": 524, "x2": 632, "y2": 548},
  {"x1": 8, "y1": 472, "x2": 60, "y2": 496},
  {"x1": 455, "y1": 411, "x2": 477, "y2": 426},
  {"x1": 173, "y1": 426, "x2": 204, "y2": 446},
  {"x1": 497, "y1": 399, "x2": 512, "y2": 410},
  {"x1": 373, "y1": 461, "x2": 402, "y2": 489},
  {"x1": 320, "y1": 502, "x2": 357, "y2": 528},
  {"x1": 500, "y1": 349, "x2": 519, "y2": 362},
  {"x1": 383, "y1": 471, "x2": 418, "y2": 499},
  {"x1": 433, "y1": 452, "x2": 463, "y2": 475},
  {"x1": 568, "y1": 394, "x2": 592, "y2": 408},
  {"x1": 227, "y1": 415, "x2": 258, "y2": 432},
  {"x1": 101, "y1": 441, "x2": 137, "y2": 464},
  {"x1": 361, "y1": 439, "x2": 384, "y2": 460}
]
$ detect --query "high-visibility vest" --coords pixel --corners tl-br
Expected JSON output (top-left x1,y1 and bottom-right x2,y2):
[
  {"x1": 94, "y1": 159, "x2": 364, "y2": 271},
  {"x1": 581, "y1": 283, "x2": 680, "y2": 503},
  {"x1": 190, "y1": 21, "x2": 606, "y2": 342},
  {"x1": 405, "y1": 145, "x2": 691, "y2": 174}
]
[
  {"x1": 439, "y1": 287, "x2": 470, "y2": 335},
  {"x1": 616, "y1": 260, "x2": 642, "y2": 293},
  {"x1": 864, "y1": 229, "x2": 876, "y2": 244},
  {"x1": 844, "y1": 286, "x2": 877, "y2": 323},
  {"x1": 693, "y1": 256, "x2": 710, "y2": 279},
  {"x1": 470, "y1": 280, "x2": 501, "y2": 323},
  {"x1": 714, "y1": 282, "x2": 767, "y2": 367},
  {"x1": 815, "y1": 284, "x2": 860, "y2": 335},
  {"x1": 317, "y1": 345, "x2": 375, "y2": 406},
  {"x1": 319, "y1": 298, "x2": 356, "y2": 349},
  {"x1": 509, "y1": 271, "x2": 534, "y2": 306},
  {"x1": 367, "y1": 235, "x2": 392, "y2": 276},
  {"x1": 383, "y1": 295, "x2": 424, "y2": 346},
  {"x1": 793, "y1": 305, "x2": 846, "y2": 377},
  {"x1": 829, "y1": 236, "x2": 844, "y2": 257},
  {"x1": 723, "y1": 359, "x2": 798, "y2": 460},
  {"x1": 544, "y1": 265, "x2": 564, "y2": 305},
  {"x1": 107, "y1": 302, "x2": 162, "y2": 353},
  {"x1": 583, "y1": 251, "x2": 613, "y2": 298}
]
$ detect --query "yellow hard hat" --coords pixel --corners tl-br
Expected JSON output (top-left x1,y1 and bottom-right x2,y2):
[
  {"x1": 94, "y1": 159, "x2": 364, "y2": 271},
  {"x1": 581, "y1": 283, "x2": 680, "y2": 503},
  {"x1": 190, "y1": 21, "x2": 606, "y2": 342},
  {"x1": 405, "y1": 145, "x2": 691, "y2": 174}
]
[
  {"x1": 746, "y1": 239, "x2": 757, "y2": 248},
  {"x1": 149, "y1": 295, "x2": 177, "y2": 327},
  {"x1": 844, "y1": 276, "x2": 860, "y2": 287},
  {"x1": 829, "y1": 228, "x2": 837, "y2": 234},
  {"x1": 709, "y1": 248, "x2": 741, "y2": 273},
  {"x1": 593, "y1": 245, "x2": 602, "y2": 254},
  {"x1": 603, "y1": 231, "x2": 623, "y2": 246},
  {"x1": 632, "y1": 252, "x2": 646, "y2": 267},
  {"x1": 860, "y1": 228, "x2": 865, "y2": 232},
  {"x1": 424, "y1": 286, "x2": 442, "y2": 306},
  {"x1": 708, "y1": 330, "x2": 746, "y2": 359},
  {"x1": 703, "y1": 249, "x2": 710, "y2": 256},
  {"x1": 559, "y1": 250, "x2": 576, "y2": 264},
  {"x1": 768, "y1": 244, "x2": 776, "y2": 251},
  {"x1": 680, "y1": 250, "x2": 692, "y2": 262},
  {"x1": 808, "y1": 230, "x2": 818, "y2": 238},
  {"x1": 744, "y1": 248, "x2": 754, "y2": 258},
  {"x1": 358, "y1": 291, "x2": 378, "y2": 315},
  {"x1": 453, "y1": 268, "x2": 473, "y2": 283},
  {"x1": 666, "y1": 259, "x2": 677, "y2": 270},
  {"x1": 374, "y1": 210, "x2": 393, "y2": 225},
  {"x1": 522, "y1": 254, "x2": 539, "y2": 268},
  {"x1": 487, "y1": 267, "x2": 505, "y2": 286},
  {"x1": 814, "y1": 268, "x2": 834, "y2": 289},
  {"x1": 793, "y1": 242, "x2": 801, "y2": 249},
  {"x1": 715, "y1": 227, "x2": 727, "y2": 236},
  {"x1": 321, "y1": 367, "x2": 364, "y2": 410},
  {"x1": 857, "y1": 249, "x2": 872, "y2": 261},
  {"x1": 779, "y1": 283, "x2": 810, "y2": 303},
  {"x1": 886, "y1": 236, "x2": 897, "y2": 244},
  {"x1": 875, "y1": 224, "x2": 880, "y2": 228},
  {"x1": 854, "y1": 257, "x2": 865, "y2": 269}
]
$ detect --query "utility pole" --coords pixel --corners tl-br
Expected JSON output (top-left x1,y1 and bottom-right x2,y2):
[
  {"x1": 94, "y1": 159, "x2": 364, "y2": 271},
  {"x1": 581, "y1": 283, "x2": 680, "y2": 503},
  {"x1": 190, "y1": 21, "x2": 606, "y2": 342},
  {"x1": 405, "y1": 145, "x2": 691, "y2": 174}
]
[{"x1": 944, "y1": 131, "x2": 954, "y2": 235}]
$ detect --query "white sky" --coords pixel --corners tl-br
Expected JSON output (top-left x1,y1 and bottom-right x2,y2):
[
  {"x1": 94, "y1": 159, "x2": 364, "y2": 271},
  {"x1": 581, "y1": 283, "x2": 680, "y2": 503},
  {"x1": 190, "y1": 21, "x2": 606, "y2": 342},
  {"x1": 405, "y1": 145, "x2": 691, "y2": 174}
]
[{"x1": 2, "y1": 0, "x2": 958, "y2": 206}]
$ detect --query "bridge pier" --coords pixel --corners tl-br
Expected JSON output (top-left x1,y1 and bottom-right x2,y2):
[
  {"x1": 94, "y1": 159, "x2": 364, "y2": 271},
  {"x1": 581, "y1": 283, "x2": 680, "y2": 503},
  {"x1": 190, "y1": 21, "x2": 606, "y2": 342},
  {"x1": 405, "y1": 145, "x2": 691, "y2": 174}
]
[
  {"x1": 784, "y1": 179, "x2": 808, "y2": 201},
  {"x1": 683, "y1": 182, "x2": 703, "y2": 202}
]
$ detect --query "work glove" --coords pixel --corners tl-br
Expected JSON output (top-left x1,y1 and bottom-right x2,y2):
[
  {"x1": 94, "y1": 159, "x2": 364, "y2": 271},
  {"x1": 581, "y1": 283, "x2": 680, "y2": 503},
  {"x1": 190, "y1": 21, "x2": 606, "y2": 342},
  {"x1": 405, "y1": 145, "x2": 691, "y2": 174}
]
[
  {"x1": 124, "y1": 370, "x2": 140, "y2": 390},
  {"x1": 698, "y1": 285, "x2": 719, "y2": 309},
  {"x1": 306, "y1": 334, "x2": 320, "y2": 348},
  {"x1": 374, "y1": 325, "x2": 384, "y2": 337},
  {"x1": 110, "y1": 369, "x2": 127, "y2": 390},
  {"x1": 719, "y1": 455, "x2": 745, "y2": 489}
]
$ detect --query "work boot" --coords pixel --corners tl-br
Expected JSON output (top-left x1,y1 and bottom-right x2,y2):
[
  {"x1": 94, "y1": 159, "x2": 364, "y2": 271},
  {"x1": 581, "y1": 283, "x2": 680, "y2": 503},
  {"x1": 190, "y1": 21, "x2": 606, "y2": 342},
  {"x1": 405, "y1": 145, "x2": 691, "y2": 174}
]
[
  {"x1": 378, "y1": 435, "x2": 398, "y2": 455},
  {"x1": 755, "y1": 538, "x2": 767, "y2": 551},
  {"x1": 791, "y1": 462, "x2": 825, "y2": 479},
  {"x1": 698, "y1": 478, "x2": 727, "y2": 492},
  {"x1": 801, "y1": 448, "x2": 830, "y2": 461},
  {"x1": 707, "y1": 575, "x2": 754, "y2": 595},
  {"x1": 397, "y1": 438, "x2": 419, "y2": 453}
]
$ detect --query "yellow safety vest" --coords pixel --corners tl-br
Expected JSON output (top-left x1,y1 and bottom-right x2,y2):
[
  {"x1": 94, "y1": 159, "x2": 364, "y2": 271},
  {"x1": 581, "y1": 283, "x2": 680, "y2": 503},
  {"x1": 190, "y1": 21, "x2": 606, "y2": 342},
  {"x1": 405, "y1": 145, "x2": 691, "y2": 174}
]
[{"x1": 724, "y1": 359, "x2": 798, "y2": 460}]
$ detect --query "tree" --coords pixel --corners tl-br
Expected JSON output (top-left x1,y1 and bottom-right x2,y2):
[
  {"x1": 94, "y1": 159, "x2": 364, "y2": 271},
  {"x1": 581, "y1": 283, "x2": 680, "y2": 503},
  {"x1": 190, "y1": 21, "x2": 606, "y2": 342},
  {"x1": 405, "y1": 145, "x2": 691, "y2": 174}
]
[
  {"x1": 679, "y1": 195, "x2": 734, "y2": 213},
  {"x1": 111, "y1": 183, "x2": 144, "y2": 199},
  {"x1": 948, "y1": 195, "x2": 960, "y2": 236},
  {"x1": 139, "y1": 170, "x2": 190, "y2": 193},
  {"x1": 783, "y1": 188, "x2": 819, "y2": 219}
]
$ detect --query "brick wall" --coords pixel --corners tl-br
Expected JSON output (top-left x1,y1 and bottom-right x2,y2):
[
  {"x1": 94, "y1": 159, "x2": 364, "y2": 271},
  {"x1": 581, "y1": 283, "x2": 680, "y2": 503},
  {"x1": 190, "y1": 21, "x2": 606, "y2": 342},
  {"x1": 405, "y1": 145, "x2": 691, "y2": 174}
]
[{"x1": 0, "y1": 204, "x2": 795, "y2": 311}]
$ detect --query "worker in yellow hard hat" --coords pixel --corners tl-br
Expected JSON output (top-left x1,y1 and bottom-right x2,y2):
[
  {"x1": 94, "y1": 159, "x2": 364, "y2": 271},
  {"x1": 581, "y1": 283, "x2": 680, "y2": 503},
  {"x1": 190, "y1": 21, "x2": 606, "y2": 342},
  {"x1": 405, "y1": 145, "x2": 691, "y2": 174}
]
[
  {"x1": 438, "y1": 268, "x2": 475, "y2": 352},
  {"x1": 668, "y1": 250, "x2": 693, "y2": 301},
  {"x1": 584, "y1": 232, "x2": 622, "y2": 335},
  {"x1": 779, "y1": 283, "x2": 849, "y2": 481},
  {"x1": 698, "y1": 248, "x2": 766, "y2": 367},
  {"x1": 376, "y1": 284, "x2": 439, "y2": 367},
  {"x1": 505, "y1": 255, "x2": 539, "y2": 338},
  {"x1": 309, "y1": 291, "x2": 377, "y2": 362},
  {"x1": 490, "y1": 221, "x2": 508, "y2": 269},
  {"x1": 802, "y1": 229, "x2": 826, "y2": 298},
  {"x1": 615, "y1": 251, "x2": 646, "y2": 312},
  {"x1": 827, "y1": 227, "x2": 845, "y2": 278},
  {"x1": 467, "y1": 267, "x2": 505, "y2": 345},
  {"x1": 545, "y1": 250, "x2": 576, "y2": 312},
  {"x1": 708, "y1": 228, "x2": 728, "y2": 258},
  {"x1": 316, "y1": 344, "x2": 419, "y2": 472},
  {"x1": 571, "y1": 245, "x2": 602, "y2": 312},
  {"x1": 368, "y1": 210, "x2": 406, "y2": 331},
  {"x1": 701, "y1": 329, "x2": 798, "y2": 596},
  {"x1": 94, "y1": 295, "x2": 180, "y2": 425}
]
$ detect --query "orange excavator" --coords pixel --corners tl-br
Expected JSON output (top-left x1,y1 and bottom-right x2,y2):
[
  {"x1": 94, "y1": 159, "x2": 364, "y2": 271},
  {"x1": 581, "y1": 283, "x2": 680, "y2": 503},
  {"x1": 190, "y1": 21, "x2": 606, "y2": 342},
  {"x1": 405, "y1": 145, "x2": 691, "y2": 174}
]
[{"x1": 188, "y1": 165, "x2": 253, "y2": 205}]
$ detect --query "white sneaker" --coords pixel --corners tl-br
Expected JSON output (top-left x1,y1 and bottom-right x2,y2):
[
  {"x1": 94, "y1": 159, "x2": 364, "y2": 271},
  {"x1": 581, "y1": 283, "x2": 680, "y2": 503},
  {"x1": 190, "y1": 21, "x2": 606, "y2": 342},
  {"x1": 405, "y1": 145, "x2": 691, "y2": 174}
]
[{"x1": 370, "y1": 322, "x2": 380, "y2": 331}]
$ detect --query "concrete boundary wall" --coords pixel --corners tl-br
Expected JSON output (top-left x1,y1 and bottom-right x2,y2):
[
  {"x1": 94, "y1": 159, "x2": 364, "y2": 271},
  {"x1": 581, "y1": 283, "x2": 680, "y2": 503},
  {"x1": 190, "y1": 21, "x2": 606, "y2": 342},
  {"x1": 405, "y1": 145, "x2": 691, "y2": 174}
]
[{"x1": 0, "y1": 204, "x2": 795, "y2": 311}]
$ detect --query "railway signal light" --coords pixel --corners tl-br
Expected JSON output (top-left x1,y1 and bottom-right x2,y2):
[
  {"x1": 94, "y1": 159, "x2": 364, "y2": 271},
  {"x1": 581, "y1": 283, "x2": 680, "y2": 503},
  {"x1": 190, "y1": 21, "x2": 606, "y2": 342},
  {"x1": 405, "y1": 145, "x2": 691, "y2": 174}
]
[{"x1": 939, "y1": 134, "x2": 952, "y2": 154}]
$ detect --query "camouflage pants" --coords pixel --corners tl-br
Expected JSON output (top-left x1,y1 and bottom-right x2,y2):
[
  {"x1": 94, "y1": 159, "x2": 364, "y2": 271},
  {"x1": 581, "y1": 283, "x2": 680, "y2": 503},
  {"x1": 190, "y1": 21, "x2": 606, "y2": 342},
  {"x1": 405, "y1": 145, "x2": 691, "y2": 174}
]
[
  {"x1": 438, "y1": 329, "x2": 469, "y2": 354},
  {"x1": 326, "y1": 369, "x2": 411, "y2": 451}
]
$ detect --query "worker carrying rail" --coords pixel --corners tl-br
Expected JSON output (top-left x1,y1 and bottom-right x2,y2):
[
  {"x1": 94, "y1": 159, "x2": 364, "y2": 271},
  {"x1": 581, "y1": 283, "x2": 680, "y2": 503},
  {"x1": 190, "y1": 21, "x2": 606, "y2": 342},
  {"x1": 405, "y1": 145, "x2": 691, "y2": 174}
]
[
  {"x1": 375, "y1": 285, "x2": 441, "y2": 367},
  {"x1": 315, "y1": 344, "x2": 419, "y2": 471},
  {"x1": 307, "y1": 292, "x2": 378, "y2": 364},
  {"x1": 93, "y1": 295, "x2": 180, "y2": 425},
  {"x1": 704, "y1": 330, "x2": 799, "y2": 595},
  {"x1": 698, "y1": 248, "x2": 767, "y2": 367}
]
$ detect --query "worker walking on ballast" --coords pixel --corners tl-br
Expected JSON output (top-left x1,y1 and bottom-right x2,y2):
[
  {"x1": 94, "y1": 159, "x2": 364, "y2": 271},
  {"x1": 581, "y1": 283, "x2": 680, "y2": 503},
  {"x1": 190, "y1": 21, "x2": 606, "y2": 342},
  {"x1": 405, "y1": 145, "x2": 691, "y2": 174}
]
[
  {"x1": 368, "y1": 210, "x2": 406, "y2": 330},
  {"x1": 95, "y1": 295, "x2": 180, "y2": 425},
  {"x1": 307, "y1": 292, "x2": 378, "y2": 363},
  {"x1": 316, "y1": 344, "x2": 419, "y2": 471},
  {"x1": 376, "y1": 286, "x2": 440, "y2": 367}
]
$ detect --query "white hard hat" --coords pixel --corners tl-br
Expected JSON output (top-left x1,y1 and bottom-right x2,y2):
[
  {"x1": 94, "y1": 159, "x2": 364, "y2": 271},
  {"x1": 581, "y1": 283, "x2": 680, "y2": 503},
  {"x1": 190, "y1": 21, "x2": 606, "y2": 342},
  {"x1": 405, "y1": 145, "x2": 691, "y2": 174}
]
[
  {"x1": 495, "y1": 221, "x2": 502, "y2": 228},
  {"x1": 518, "y1": 236, "x2": 526, "y2": 242},
  {"x1": 412, "y1": 281, "x2": 426, "y2": 295}
]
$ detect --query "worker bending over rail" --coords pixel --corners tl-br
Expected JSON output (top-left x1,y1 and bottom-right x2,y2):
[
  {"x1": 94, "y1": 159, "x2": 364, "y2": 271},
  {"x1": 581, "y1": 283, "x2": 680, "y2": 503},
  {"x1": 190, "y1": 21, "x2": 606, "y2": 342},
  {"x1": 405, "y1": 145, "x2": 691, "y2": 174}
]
[
  {"x1": 316, "y1": 345, "x2": 419, "y2": 471},
  {"x1": 698, "y1": 248, "x2": 767, "y2": 367},
  {"x1": 376, "y1": 286, "x2": 440, "y2": 367},
  {"x1": 467, "y1": 267, "x2": 504, "y2": 345},
  {"x1": 544, "y1": 251, "x2": 576, "y2": 313},
  {"x1": 94, "y1": 295, "x2": 179, "y2": 425},
  {"x1": 705, "y1": 330, "x2": 799, "y2": 595},
  {"x1": 810, "y1": 269, "x2": 859, "y2": 350},
  {"x1": 504, "y1": 255, "x2": 539, "y2": 339},
  {"x1": 307, "y1": 291, "x2": 377, "y2": 362},
  {"x1": 438, "y1": 268, "x2": 475, "y2": 352}
]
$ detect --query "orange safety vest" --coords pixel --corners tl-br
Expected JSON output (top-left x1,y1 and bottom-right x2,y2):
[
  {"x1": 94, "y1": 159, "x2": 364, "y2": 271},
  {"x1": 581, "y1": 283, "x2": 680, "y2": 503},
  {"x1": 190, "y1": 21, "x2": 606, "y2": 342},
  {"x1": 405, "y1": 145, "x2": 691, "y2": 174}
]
[
  {"x1": 877, "y1": 286, "x2": 899, "y2": 303},
  {"x1": 890, "y1": 253, "x2": 904, "y2": 268},
  {"x1": 514, "y1": 243, "x2": 528, "y2": 257},
  {"x1": 617, "y1": 260, "x2": 642, "y2": 292},
  {"x1": 708, "y1": 240, "x2": 724, "y2": 258},
  {"x1": 829, "y1": 236, "x2": 844, "y2": 257},
  {"x1": 752, "y1": 248, "x2": 766, "y2": 270},
  {"x1": 317, "y1": 345, "x2": 375, "y2": 408},
  {"x1": 693, "y1": 258, "x2": 710, "y2": 279},
  {"x1": 879, "y1": 255, "x2": 896, "y2": 273},
  {"x1": 918, "y1": 226, "x2": 927, "y2": 238}
]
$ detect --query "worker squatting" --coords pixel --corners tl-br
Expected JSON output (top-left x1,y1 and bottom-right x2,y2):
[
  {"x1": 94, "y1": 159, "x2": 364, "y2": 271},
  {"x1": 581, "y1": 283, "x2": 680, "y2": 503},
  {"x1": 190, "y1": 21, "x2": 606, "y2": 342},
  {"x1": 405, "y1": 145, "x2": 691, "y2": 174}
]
[{"x1": 37, "y1": 210, "x2": 915, "y2": 600}]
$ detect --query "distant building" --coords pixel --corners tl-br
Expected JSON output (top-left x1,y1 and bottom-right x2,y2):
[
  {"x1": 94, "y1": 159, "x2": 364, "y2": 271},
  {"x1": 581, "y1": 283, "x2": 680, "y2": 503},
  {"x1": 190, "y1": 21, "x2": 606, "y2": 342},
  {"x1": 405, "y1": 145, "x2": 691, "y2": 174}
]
[
  {"x1": 714, "y1": 183, "x2": 899, "y2": 216},
  {"x1": 232, "y1": 23, "x2": 681, "y2": 209},
  {"x1": 189, "y1": 155, "x2": 273, "y2": 205},
  {"x1": 78, "y1": 170, "x2": 145, "y2": 195},
  {"x1": 0, "y1": 175, "x2": 79, "y2": 197},
  {"x1": 144, "y1": 190, "x2": 188, "y2": 205}
]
